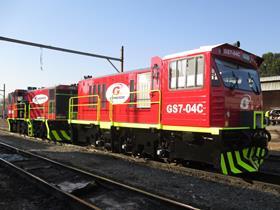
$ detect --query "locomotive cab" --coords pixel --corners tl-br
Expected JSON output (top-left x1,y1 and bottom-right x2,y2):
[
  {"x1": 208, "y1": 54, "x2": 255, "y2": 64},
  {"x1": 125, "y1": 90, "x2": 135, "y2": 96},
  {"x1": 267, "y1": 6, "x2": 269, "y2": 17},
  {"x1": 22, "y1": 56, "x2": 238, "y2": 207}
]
[
  {"x1": 7, "y1": 89, "x2": 28, "y2": 133},
  {"x1": 210, "y1": 44, "x2": 263, "y2": 128},
  {"x1": 8, "y1": 90, "x2": 27, "y2": 118},
  {"x1": 158, "y1": 43, "x2": 269, "y2": 174},
  {"x1": 209, "y1": 44, "x2": 269, "y2": 174}
]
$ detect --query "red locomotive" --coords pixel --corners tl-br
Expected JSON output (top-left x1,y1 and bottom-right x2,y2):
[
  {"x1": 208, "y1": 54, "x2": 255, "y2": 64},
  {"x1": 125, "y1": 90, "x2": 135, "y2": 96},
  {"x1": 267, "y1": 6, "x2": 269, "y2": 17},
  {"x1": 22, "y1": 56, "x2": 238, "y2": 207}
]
[
  {"x1": 8, "y1": 85, "x2": 77, "y2": 140},
  {"x1": 7, "y1": 43, "x2": 270, "y2": 175}
]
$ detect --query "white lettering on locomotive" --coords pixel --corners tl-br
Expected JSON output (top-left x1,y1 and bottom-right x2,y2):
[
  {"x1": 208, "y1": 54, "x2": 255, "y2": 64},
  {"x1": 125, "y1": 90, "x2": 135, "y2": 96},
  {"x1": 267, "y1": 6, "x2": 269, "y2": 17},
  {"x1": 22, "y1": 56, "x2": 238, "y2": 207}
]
[
  {"x1": 166, "y1": 103, "x2": 204, "y2": 114},
  {"x1": 106, "y1": 83, "x2": 130, "y2": 104},
  {"x1": 32, "y1": 94, "x2": 48, "y2": 104},
  {"x1": 223, "y1": 49, "x2": 241, "y2": 58}
]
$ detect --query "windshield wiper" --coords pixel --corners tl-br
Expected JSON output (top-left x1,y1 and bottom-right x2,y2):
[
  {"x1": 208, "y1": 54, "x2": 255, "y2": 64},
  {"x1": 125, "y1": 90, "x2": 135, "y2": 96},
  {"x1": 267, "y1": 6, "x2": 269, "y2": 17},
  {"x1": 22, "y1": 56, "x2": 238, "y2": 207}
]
[
  {"x1": 229, "y1": 71, "x2": 239, "y2": 89},
  {"x1": 248, "y1": 72, "x2": 260, "y2": 95}
]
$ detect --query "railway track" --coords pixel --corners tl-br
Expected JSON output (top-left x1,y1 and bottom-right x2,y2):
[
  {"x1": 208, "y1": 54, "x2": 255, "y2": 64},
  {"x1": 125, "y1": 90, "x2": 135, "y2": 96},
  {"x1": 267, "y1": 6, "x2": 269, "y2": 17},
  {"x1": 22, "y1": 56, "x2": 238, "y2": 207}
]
[
  {"x1": 0, "y1": 142, "x2": 197, "y2": 210},
  {"x1": 178, "y1": 160, "x2": 280, "y2": 187},
  {"x1": 1, "y1": 129, "x2": 280, "y2": 193},
  {"x1": 267, "y1": 154, "x2": 280, "y2": 162},
  {"x1": 0, "y1": 163, "x2": 69, "y2": 209},
  {"x1": 251, "y1": 172, "x2": 280, "y2": 186},
  {"x1": 252, "y1": 154, "x2": 280, "y2": 184}
]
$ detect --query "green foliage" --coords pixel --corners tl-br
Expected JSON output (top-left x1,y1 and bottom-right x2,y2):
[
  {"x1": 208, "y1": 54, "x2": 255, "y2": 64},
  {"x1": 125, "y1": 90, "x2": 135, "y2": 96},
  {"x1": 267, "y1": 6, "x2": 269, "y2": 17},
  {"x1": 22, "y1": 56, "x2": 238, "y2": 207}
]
[{"x1": 260, "y1": 52, "x2": 280, "y2": 76}]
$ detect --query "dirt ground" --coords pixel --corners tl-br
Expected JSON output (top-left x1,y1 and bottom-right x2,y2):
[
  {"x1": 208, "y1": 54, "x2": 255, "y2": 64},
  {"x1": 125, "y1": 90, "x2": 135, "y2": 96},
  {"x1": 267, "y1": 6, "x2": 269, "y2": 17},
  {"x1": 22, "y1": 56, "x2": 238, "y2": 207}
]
[{"x1": 0, "y1": 131, "x2": 279, "y2": 210}]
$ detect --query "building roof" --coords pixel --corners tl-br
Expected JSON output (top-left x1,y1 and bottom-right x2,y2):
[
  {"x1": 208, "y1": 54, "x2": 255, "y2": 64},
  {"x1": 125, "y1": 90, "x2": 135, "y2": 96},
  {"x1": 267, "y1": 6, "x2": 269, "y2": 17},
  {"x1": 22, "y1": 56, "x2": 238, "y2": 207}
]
[
  {"x1": 260, "y1": 76, "x2": 280, "y2": 91},
  {"x1": 260, "y1": 76, "x2": 280, "y2": 82}
]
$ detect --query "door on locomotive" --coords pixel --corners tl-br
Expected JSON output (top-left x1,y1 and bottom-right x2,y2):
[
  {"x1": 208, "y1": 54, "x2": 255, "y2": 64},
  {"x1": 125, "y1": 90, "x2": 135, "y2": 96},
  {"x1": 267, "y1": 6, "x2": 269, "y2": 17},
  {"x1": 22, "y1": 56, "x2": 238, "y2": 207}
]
[{"x1": 137, "y1": 72, "x2": 151, "y2": 108}]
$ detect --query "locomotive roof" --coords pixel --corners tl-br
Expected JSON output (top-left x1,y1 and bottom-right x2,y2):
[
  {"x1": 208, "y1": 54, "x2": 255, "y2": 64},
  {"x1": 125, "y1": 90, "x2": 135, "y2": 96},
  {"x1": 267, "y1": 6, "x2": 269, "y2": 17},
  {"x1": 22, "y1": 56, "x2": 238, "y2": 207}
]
[
  {"x1": 27, "y1": 84, "x2": 76, "y2": 92},
  {"x1": 81, "y1": 67, "x2": 149, "y2": 81},
  {"x1": 163, "y1": 42, "x2": 263, "y2": 67},
  {"x1": 162, "y1": 42, "x2": 262, "y2": 61},
  {"x1": 163, "y1": 43, "x2": 223, "y2": 60}
]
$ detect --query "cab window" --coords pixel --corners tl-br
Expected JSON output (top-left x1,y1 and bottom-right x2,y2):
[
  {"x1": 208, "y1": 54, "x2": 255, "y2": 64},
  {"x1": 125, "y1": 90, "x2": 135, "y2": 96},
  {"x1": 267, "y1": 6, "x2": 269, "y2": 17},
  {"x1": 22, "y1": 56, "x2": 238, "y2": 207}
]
[{"x1": 169, "y1": 55, "x2": 204, "y2": 89}]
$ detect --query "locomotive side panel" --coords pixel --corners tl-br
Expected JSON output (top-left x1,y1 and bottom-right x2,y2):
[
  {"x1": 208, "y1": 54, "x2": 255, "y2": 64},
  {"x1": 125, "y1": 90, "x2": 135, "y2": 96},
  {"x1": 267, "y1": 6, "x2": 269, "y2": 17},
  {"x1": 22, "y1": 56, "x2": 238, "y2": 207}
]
[
  {"x1": 77, "y1": 79, "x2": 98, "y2": 121},
  {"x1": 27, "y1": 89, "x2": 50, "y2": 120},
  {"x1": 110, "y1": 71, "x2": 160, "y2": 124},
  {"x1": 55, "y1": 85, "x2": 78, "y2": 120},
  {"x1": 161, "y1": 52, "x2": 211, "y2": 128},
  {"x1": 77, "y1": 69, "x2": 161, "y2": 125}
]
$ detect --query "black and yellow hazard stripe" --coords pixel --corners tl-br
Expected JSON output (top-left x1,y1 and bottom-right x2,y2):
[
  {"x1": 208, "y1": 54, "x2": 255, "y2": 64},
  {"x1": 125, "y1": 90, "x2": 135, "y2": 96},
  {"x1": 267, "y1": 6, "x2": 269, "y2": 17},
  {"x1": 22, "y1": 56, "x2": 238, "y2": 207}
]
[
  {"x1": 26, "y1": 119, "x2": 34, "y2": 137},
  {"x1": 48, "y1": 129, "x2": 71, "y2": 142},
  {"x1": 220, "y1": 147, "x2": 267, "y2": 175}
]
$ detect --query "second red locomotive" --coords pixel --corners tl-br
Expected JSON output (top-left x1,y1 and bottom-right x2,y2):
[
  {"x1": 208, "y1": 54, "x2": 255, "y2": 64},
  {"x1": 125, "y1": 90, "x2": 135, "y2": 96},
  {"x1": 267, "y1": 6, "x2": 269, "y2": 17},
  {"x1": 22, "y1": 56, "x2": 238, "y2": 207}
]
[{"x1": 7, "y1": 85, "x2": 77, "y2": 141}]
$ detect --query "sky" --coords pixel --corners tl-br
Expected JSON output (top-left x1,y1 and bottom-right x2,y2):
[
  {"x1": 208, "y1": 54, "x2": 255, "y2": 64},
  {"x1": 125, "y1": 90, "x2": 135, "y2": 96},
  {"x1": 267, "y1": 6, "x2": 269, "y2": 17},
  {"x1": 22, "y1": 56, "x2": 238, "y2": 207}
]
[{"x1": 0, "y1": 0, "x2": 279, "y2": 94}]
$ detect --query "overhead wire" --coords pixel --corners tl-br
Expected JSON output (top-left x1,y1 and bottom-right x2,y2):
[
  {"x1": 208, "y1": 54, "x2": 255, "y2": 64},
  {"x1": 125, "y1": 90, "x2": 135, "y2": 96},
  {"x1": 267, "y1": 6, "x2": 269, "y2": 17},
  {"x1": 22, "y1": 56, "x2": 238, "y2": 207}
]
[{"x1": 40, "y1": 47, "x2": 43, "y2": 71}]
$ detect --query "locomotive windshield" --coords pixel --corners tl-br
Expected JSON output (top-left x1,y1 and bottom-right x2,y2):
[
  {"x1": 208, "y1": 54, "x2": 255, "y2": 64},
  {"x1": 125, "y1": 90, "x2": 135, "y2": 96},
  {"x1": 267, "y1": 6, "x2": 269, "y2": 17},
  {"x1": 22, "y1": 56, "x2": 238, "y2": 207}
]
[{"x1": 215, "y1": 58, "x2": 261, "y2": 94}]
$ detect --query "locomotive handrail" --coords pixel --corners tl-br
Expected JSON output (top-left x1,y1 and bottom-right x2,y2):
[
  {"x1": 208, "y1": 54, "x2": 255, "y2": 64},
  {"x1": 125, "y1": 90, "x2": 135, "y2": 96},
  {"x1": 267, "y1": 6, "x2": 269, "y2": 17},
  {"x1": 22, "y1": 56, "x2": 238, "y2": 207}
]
[
  {"x1": 68, "y1": 94, "x2": 100, "y2": 123},
  {"x1": 28, "y1": 102, "x2": 47, "y2": 120},
  {"x1": 68, "y1": 90, "x2": 161, "y2": 126},
  {"x1": 11, "y1": 103, "x2": 27, "y2": 119},
  {"x1": 109, "y1": 89, "x2": 161, "y2": 125}
]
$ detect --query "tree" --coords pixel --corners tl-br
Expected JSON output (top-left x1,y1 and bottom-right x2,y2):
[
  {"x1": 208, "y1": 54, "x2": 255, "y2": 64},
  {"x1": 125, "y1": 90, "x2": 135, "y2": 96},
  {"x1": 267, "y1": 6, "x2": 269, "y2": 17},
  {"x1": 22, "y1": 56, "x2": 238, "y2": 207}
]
[{"x1": 260, "y1": 52, "x2": 280, "y2": 76}]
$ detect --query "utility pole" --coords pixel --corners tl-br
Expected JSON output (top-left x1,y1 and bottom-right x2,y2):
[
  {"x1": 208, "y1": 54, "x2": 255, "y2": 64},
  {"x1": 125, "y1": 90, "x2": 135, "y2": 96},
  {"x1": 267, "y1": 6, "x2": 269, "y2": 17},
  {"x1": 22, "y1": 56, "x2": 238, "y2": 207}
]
[{"x1": 0, "y1": 84, "x2": 5, "y2": 119}]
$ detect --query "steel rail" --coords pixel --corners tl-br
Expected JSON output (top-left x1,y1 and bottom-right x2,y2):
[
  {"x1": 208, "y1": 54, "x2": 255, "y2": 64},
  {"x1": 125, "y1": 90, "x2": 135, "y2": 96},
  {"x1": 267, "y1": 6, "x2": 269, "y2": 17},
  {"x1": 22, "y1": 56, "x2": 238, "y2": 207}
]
[
  {"x1": 0, "y1": 158, "x2": 100, "y2": 210},
  {"x1": 0, "y1": 141, "x2": 198, "y2": 210},
  {"x1": 267, "y1": 154, "x2": 280, "y2": 162},
  {"x1": 255, "y1": 172, "x2": 280, "y2": 186},
  {"x1": 237, "y1": 171, "x2": 280, "y2": 187}
]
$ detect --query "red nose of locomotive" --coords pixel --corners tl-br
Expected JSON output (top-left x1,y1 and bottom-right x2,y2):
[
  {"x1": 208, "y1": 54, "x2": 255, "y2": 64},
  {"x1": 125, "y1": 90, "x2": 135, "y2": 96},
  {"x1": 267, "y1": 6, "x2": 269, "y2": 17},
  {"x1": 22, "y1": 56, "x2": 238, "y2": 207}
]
[
  {"x1": 224, "y1": 92, "x2": 263, "y2": 128},
  {"x1": 211, "y1": 44, "x2": 264, "y2": 129},
  {"x1": 209, "y1": 44, "x2": 270, "y2": 175}
]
